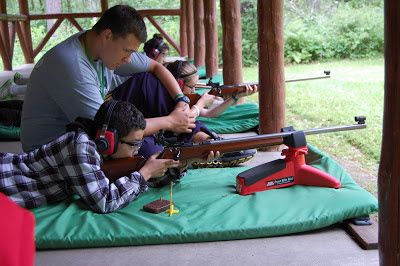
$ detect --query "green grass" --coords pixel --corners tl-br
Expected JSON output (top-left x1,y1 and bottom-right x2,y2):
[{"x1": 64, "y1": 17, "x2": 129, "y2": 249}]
[{"x1": 242, "y1": 57, "x2": 383, "y2": 194}]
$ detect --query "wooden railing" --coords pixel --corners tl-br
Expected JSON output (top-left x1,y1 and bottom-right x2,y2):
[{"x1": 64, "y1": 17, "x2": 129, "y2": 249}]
[{"x1": 0, "y1": 0, "x2": 182, "y2": 70}]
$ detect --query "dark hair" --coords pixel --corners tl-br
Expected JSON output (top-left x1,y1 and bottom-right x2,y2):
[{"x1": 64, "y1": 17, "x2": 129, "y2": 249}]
[
  {"x1": 167, "y1": 60, "x2": 198, "y2": 82},
  {"x1": 92, "y1": 5, "x2": 147, "y2": 42},
  {"x1": 143, "y1": 34, "x2": 170, "y2": 57},
  {"x1": 94, "y1": 100, "x2": 146, "y2": 139}
]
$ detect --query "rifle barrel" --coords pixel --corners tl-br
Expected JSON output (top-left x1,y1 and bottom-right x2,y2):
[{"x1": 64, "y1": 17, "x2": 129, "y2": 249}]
[
  {"x1": 198, "y1": 73, "x2": 331, "y2": 89},
  {"x1": 102, "y1": 118, "x2": 366, "y2": 181},
  {"x1": 201, "y1": 122, "x2": 366, "y2": 146},
  {"x1": 285, "y1": 75, "x2": 331, "y2": 83},
  {"x1": 303, "y1": 123, "x2": 366, "y2": 136}
]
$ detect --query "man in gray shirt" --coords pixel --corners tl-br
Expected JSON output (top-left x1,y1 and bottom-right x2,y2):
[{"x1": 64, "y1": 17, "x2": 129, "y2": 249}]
[{"x1": 21, "y1": 5, "x2": 194, "y2": 152}]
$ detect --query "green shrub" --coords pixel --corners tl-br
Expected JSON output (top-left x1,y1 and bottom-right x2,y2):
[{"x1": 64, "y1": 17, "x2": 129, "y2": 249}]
[{"x1": 240, "y1": 1, "x2": 383, "y2": 65}]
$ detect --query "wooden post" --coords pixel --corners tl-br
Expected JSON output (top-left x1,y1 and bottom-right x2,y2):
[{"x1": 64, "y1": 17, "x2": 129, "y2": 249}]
[
  {"x1": 18, "y1": 0, "x2": 33, "y2": 63},
  {"x1": 257, "y1": 0, "x2": 285, "y2": 138},
  {"x1": 45, "y1": 0, "x2": 61, "y2": 31},
  {"x1": 379, "y1": 0, "x2": 400, "y2": 264},
  {"x1": 0, "y1": 0, "x2": 11, "y2": 70},
  {"x1": 220, "y1": 0, "x2": 243, "y2": 85},
  {"x1": 204, "y1": 0, "x2": 218, "y2": 78},
  {"x1": 186, "y1": 0, "x2": 194, "y2": 60},
  {"x1": 100, "y1": 0, "x2": 108, "y2": 13},
  {"x1": 193, "y1": 0, "x2": 205, "y2": 67},
  {"x1": 180, "y1": 0, "x2": 187, "y2": 57}
]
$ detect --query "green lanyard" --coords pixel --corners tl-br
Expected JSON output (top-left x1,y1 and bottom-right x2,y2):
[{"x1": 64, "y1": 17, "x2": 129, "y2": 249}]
[{"x1": 83, "y1": 34, "x2": 105, "y2": 99}]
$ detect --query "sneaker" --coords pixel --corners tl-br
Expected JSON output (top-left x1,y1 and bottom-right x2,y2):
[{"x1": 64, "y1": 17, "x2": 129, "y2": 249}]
[
  {"x1": 192, "y1": 149, "x2": 257, "y2": 168},
  {"x1": 13, "y1": 72, "x2": 27, "y2": 85},
  {"x1": 0, "y1": 79, "x2": 12, "y2": 99}
]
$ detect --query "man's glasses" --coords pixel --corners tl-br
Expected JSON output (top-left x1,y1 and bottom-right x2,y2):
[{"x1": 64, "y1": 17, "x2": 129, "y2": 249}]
[{"x1": 120, "y1": 139, "x2": 143, "y2": 150}]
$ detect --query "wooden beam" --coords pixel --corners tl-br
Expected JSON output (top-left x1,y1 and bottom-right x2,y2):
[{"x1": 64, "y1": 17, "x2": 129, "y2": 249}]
[
  {"x1": 138, "y1": 9, "x2": 180, "y2": 17},
  {"x1": 220, "y1": 0, "x2": 243, "y2": 85},
  {"x1": 193, "y1": 0, "x2": 205, "y2": 67},
  {"x1": 29, "y1": 9, "x2": 180, "y2": 21},
  {"x1": 67, "y1": 17, "x2": 83, "y2": 32},
  {"x1": 33, "y1": 18, "x2": 63, "y2": 57},
  {"x1": 0, "y1": 0, "x2": 11, "y2": 70},
  {"x1": 18, "y1": 0, "x2": 33, "y2": 63},
  {"x1": 15, "y1": 21, "x2": 30, "y2": 63},
  {"x1": 257, "y1": 0, "x2": 285, "y2": 137},
  {"x1": 29, "y1": 13, "x2": 102, "y2": 20},
  {"x1": 0, "y1": 14, "x2": 27, "y2": 21},
  {"x1": 204, "y1": 0, "x2": 218, "y2": 78},
  {"x1": 186, "y1": 0, "x2": 194, "y2": 60},
  {"x1": 344, "y1": 219, "x2": 378, "y2": 250},
  {"x1": 179, "y1": 0, "x2": 187, "y2": 57},
  {"x1": 146, "y1": 16, "x2": 181, "y2": 55},
  {"x1": 9, "y1": 21, "x2": 15, "y2": 62},
  {"x1": 379, "y1": 0, "x2": 400, "y2": 264}
]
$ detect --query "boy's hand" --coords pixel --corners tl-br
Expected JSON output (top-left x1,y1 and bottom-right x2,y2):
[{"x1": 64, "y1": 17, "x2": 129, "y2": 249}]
[
  {"x1": 167, "y1": 105, "x2": 196, "y2": 133},
  {"x1": 139, "y1": 153, "x2": 180, "y2": 181}
]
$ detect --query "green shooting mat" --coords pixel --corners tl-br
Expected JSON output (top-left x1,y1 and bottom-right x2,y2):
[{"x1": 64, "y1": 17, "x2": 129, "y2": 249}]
[
  {"x1": 197, "y1": 103, "x2": 259, "y2": 133},
  {"x1": 32, "y1": 145, "x2": 377, "y2": 249},
  {"x1": 0, "y1": 125, "x2": 20, "y2": 140},
  {"x1": 197, "y1": 67, "x2": 223, "y2": 84}
]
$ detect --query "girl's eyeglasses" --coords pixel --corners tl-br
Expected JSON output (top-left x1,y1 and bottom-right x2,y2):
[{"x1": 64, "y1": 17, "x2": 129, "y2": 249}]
[
  {"x1": 185, "y1": 83, "x2": 196, "y2": 89},
  {"x1": 120, "y1": 139, "x2": 143, "y2": 150}
]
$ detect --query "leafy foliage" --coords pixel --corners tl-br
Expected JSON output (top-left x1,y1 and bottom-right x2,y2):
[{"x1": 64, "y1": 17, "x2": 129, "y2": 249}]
[
  {"x1": 239, "y1": 0, "x2": 383, "y2": 65},
  {"x1": 3, "y1": 0, "x2": 384, "y2": 69}
]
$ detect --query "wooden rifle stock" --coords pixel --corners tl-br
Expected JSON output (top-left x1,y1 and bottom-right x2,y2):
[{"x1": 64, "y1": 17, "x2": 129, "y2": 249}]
[
  {"x1": 101, "y1": 157, "x2": 147, "y2": 183},
  {"x1": 186, "y1": 83, "x2": 252, "y2": 107},
  {"x1": 101, "y1": 116, "x2": 366, "y2": 182},
  {"x1": 102, "y1": 135, "x2": 283, "y2": 182}
]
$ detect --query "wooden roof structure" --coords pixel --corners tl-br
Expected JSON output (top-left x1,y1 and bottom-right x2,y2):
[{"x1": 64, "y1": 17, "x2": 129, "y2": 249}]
[{"x1": 0, "y1": 0, "x2": 399, "y2": 263}]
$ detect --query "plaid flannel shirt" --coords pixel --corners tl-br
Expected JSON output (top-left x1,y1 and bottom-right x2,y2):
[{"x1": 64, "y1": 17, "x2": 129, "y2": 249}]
[{"x1": 0, "y1": 129, "x2": 148, "y2": 213}]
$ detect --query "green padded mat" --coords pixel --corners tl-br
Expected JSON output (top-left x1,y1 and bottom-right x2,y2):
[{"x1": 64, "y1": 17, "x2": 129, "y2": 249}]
[
  {"x1": 0, "y1": 125, "x2": 20, "y2": 140},
  {"x1": 32, "y1": 145, "x2": 377, "y2": 249},
  {"x1": 198, "y1": 103, "x2": 259, "y2": 133}
]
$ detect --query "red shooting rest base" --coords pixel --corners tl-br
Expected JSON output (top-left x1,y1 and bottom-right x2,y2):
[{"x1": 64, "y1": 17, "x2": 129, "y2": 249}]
[
  {"x1": 0, "y1": 192, "x2": 35, "y2": 266},
  {"x1": 236, "y1": 146, "x2": 341, "y2": 195}
]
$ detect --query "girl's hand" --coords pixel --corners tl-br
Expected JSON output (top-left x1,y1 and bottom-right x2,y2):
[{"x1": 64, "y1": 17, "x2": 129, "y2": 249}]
[
  {"x1": 199, "y1": 93, "x2": 216, "y2": 108},
  {"x1": 236, "y1": 84, "x2": 258, "y2": 98}
]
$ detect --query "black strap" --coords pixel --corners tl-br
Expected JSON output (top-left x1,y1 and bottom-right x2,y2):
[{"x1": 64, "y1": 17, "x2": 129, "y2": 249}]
[{"x1": 66, "y1": 117, "x2": 96, "y2": 138}]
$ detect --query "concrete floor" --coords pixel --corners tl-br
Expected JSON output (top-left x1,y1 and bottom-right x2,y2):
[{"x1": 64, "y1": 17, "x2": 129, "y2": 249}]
[{"x1": 0, "y1": 65, "x2": 379, "y2": 265}]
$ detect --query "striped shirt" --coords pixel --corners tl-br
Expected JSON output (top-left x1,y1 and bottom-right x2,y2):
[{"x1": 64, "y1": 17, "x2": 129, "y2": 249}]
[{"x1": 0, "y1": 129, "x2": 148, "y2": 213}]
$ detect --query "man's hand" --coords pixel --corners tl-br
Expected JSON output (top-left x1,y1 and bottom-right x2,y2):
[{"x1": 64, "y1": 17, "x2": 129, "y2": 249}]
[
  {"x1": 167, "y1": 105, "x2": 196, "y2": 133},
  {"x1": 175, "y1": 101, "x2": 189, "y2": 109},
  {"x1": 139, "y1": 153, "x2": 180, "y2": 180}
]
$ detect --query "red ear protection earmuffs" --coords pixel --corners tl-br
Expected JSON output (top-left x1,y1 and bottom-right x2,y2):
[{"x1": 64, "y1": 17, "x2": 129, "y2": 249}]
[
  {"x1": 177, "y1": 79, "x2": 184, "y2": 89},
  {"x1": 95, "y1": 100, "x2": 119, "y2": 155},
  {"x1": 175, "y1": 60, "x2": 184, "y2": 88},
  {"x1": 149, "y1": 40, "x2": 165, "y2": 60}
]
